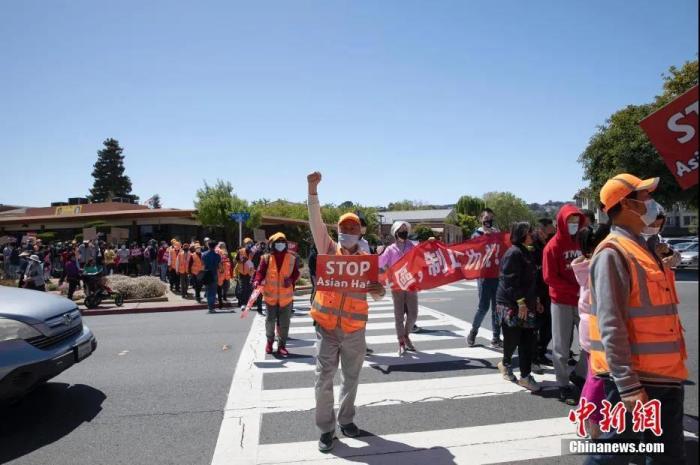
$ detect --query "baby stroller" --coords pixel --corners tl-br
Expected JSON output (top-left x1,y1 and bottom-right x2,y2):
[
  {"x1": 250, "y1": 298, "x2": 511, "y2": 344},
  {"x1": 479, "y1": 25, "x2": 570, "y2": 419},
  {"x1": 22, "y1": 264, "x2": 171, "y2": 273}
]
[{"x1": 82, "y1": 268, "x2": 124, "y2": 309}]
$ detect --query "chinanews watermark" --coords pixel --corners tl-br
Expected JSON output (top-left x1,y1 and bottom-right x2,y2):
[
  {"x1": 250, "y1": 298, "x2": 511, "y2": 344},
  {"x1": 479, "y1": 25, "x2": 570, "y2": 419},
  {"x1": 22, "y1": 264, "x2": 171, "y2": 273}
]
[{"x1": 562, "y1": 397, "x2": 665, "y2": 456}]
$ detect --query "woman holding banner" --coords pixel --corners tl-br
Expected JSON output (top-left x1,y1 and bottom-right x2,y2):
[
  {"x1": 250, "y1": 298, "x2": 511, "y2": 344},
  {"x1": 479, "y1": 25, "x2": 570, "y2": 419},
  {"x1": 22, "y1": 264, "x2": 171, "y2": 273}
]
[
  {"x1": 379, "y1": 221, "x2": 418, "y2": 355},
  {"x1": 307, "y1": 171, "x2": 385, "y2": 453}
]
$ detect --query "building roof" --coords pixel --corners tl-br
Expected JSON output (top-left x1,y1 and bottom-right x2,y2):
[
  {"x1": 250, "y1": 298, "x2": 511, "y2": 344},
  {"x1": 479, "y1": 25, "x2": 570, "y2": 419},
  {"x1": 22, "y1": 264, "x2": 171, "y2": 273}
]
[
  {"x1": 379, "y1": 209, "x2": 454, "y2": 224},
  {"x1": 0, "y1": 208, "x2": 196, "y2": 226}
]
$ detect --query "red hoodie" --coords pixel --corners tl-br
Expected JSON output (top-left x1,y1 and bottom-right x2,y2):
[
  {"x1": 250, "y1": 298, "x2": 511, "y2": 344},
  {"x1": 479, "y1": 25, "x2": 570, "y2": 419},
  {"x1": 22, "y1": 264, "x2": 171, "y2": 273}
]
[{"x1": 543, "y1": 204, "x2": 586, "y2": 306}]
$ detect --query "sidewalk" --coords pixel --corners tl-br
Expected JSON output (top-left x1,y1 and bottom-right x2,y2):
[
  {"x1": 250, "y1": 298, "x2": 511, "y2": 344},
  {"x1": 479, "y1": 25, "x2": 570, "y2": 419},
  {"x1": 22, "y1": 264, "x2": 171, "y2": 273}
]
[{"x1": 80, "y1": 285, "x2": 313, "y2": 316}]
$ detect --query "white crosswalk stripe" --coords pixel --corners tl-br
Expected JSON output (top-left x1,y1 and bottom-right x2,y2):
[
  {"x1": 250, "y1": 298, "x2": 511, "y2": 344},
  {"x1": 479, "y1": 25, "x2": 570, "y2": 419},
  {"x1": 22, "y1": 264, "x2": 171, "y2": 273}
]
[{"x1": 212, "y1": 294, "x2": 578, "y2": 465}]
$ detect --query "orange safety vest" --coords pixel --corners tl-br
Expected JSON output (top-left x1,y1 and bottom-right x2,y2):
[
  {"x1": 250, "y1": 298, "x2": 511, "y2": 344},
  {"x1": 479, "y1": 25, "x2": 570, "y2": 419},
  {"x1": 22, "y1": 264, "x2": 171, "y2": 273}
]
[
  {"x1": 176, "y1": 250, "x2": 190, "y2": 274},
  {"x1": 168, "y1": 247, "x2": 179, "y2": 270},
  {"x1": 310, "y1": 245, "x2": 369, "y2": 333},
  {"x1": 589, "y1": 232, "x2": 687, "y2": 381},
  {"x1": 190, "y1": 253, "x2": 204, "y2": 275},
  {"x1": 262, "y1": 252, "x2": 295, "y2": 307}
]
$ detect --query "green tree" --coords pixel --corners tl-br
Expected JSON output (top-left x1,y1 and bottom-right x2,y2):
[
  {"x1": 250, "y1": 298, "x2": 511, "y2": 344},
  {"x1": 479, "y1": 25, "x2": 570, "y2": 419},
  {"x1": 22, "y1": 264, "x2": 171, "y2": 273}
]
[
  {"x1": 89, "y1": 138, "x2": 133, "y2": 202},
  {"x1": 151, "y1": 194, "x2": 162, "y2": 209},
  {"x1": 483, "y1": 192, "x2": 536, "y2": 230},
  {"x1": 578, "y1": 59, "x2": 699, "y2": 209},
  {"x1": 194, "y1": 180, "x2": 248, "y2": 247},
  {"x1": 387, "y1": 200, "x2": 426, "y2": 211},
  {"x1": 413, "y1": 224, "x2": 434, "y2": 242},
  {"x1": 455, "y1": 195, "x2": 485, "y2": 216},
  {"x1": 451, "y1": 213, "x2": 481, "y2": 238}
]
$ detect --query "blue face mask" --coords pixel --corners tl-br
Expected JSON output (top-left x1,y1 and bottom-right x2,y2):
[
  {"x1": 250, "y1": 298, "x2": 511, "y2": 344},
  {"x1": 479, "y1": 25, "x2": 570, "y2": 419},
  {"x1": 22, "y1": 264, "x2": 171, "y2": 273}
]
[{"x1": 274, "y1": 242, "x2": 287, "y2": 252}]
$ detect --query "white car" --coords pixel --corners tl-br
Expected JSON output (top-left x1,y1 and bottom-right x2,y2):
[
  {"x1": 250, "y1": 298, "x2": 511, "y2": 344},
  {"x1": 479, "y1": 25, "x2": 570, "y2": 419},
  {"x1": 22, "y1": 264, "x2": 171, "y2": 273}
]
[
  {"x1": 0, "y1": 286, "x2": 97, "y2": 403},
  {"x1": 678, "y1": 243, "x2": 699, "y2": 269}
]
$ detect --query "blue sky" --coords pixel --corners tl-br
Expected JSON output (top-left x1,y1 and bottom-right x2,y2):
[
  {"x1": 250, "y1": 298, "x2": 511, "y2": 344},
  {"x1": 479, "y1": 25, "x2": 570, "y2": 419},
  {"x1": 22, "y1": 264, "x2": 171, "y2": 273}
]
[{"x1": 0, "y1": 0, "x2": 697, "y2": 209}]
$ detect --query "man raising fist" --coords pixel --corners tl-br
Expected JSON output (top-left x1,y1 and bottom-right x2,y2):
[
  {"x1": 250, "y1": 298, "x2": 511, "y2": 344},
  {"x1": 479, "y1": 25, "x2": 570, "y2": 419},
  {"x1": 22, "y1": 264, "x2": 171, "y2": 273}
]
[{"x1": 306, "y1": 171, "x2": 385, "y2": 453}]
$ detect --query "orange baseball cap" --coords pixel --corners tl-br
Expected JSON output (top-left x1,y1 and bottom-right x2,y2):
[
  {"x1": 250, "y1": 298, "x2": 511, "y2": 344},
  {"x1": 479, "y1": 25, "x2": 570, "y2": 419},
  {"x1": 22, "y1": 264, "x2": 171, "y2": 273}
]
[
  {"x1": 600, "y1": 173, "x2": 659, "y2": 212},
  {"x1": 338, "y1": 212, "x2": 361, "y2": 226}
]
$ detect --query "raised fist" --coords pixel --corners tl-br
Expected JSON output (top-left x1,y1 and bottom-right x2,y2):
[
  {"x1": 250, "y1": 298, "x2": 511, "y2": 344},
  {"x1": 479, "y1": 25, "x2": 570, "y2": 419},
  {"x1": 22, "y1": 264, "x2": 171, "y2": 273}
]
[{"x1": 307, "y1": 171, "x2": 322, "y2": 194}]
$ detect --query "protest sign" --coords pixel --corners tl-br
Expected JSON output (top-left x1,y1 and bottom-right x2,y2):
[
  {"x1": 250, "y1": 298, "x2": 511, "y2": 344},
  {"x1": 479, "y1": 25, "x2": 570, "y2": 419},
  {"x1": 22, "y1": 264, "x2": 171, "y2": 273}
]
[
  {"x1": 640, "y1": 85, "x2": 699, "y2": 190},
  {"x1": 253, "y1": 229, "x2": 266, "y2": 242},
  {"x1": 287, "y1": 241, "x2": 299, "y2": 253},
  {"x1": 83, "y1": 227, "x2": 97, "y2": 241},
  {"x1": 315, "y1": 254, "x2": 378, "y2": 293},
  {"x1": 385, "y1": 233, "x2": 510, "y2": 291}
]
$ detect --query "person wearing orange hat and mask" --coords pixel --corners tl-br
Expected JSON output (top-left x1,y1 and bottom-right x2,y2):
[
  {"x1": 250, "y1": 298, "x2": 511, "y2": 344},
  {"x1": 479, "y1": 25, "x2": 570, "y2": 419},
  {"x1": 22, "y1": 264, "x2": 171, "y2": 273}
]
[
  {"x1": 307, "y1": 171, "x2": 385, "y2": 453},
  {"x1": 253, "y1": 232, "x2": 300, "y2": 355},
  {"x1": 584, "y1": 174, "x2": 686, "y2": 465}
]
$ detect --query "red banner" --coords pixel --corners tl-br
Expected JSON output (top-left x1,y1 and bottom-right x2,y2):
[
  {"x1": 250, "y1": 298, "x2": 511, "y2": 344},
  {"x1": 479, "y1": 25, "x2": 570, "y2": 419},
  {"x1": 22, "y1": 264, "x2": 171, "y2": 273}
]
[
  {"x1": 287, "y1": 241, "x2": 299, "y2": 253},
  {"x1": 384, "y1": 233, "x2": 510, "y2": 291},
  {"x1": 640, "y1": 85, "x2": 699, "y2": 190},
  {"x1": 315, "y1": 254, "x2": 378, "y2": 293}
]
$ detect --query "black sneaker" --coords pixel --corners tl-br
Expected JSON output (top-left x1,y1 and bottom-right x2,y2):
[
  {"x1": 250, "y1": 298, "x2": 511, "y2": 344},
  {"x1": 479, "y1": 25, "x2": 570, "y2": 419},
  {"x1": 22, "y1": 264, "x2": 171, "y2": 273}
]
[
  {"x1": 410, "y1": 324, "x2": 421, "y2": 333},
  {"x1": 559, "y1": 387, "x2": 578, "y2": 406},
  {"x1": 339, "y1": 422, "x2": 360, "y2": 438},
  {"x1": 365, "y1": 347, "x2": 374, "y2": 355},
  {"x1": 318, "y1": 432, "x2": 335, "y2": 452},
  {"x1": 536, "y1": 355, "x2": 553, "y2": 366},
  {"x1": 466, "y1": 329, "x2": 477, "y2": 347}
]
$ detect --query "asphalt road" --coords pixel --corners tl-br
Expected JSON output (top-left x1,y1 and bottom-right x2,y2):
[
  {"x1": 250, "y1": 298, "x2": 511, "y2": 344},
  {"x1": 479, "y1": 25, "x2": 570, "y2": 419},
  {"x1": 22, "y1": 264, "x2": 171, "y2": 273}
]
[{"x1": 1, "y1": 270, "x2": 697, "y2": 465}]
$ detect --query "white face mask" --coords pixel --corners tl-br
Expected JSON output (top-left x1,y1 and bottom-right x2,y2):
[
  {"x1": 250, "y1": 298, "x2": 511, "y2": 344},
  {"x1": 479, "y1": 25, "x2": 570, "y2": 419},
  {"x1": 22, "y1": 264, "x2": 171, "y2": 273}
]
[
  {"x1": 274, "y1": 242, "x2": 287, "y2": 252},
  {"x1": 338, "y1": 233, "x2": 360, "y2": 249},
  {"x1": 641, "y1": 226, "x2": 661, "y2": 236},
  {"x1": 630, "y1": 199, "x2": 661, "y2": 226},
  {"x1": 567, "y1": 223, "x2": 579, "y2": 235}
]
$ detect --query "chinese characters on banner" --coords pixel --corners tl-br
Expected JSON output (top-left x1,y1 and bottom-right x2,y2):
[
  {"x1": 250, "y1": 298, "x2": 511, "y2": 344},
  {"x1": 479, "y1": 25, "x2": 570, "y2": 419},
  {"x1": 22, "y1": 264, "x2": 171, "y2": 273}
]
[
  {"x1": 315, "y1": 254, "x2": 379, "y2": 293},
  {"x1": 287, "y1": 241, "x2": 299, "y2": 253},
  {"x1": 640, "y1": 85, "x2": 699, "y2": 190},
  {"x1": 568, "y1": 397, "x2": 663, "y2": 438},
  {"x1": 383, "y1": 233, "x2": 511, "y2": 291}
]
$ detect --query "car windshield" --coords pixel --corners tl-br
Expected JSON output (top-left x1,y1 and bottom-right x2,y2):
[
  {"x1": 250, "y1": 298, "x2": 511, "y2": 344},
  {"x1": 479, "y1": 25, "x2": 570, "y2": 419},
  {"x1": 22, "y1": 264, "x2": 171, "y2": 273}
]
[
  {"x1": 674, "y1": 242, "x2": 695, "y2": 251},
  {"x1": 684, "y1": 243, "x2": 699, "y2": 253}
]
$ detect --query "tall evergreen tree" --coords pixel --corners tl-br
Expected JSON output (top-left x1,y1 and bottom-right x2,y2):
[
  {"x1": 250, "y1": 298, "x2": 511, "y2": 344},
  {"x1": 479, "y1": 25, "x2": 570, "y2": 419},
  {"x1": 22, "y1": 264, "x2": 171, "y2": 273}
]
[
  {"x1": 151, "y1": 194, "x2": 162, "y2": 209},
  {"x1": 89, "y1": 138, "x2": 132, "y2": 202}
]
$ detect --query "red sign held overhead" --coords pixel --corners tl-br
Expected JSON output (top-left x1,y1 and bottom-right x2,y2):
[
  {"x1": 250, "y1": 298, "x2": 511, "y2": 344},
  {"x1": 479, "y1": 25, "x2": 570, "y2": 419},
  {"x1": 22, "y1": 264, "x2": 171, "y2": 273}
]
[
  {"x1": 640, "y1": 85, "x2": 699, "y2": 190},
  {"x1": 315, "y1": 255, "x2": 379, "y2": 293}
]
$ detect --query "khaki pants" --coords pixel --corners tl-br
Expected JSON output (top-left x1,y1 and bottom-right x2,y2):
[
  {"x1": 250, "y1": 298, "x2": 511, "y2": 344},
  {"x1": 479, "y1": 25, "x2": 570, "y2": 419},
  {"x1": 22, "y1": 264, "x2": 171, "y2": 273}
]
[
  {"x1": 265, "y1": 302, "x2": 293, "y2": 346},
  {"x1": 391, "y1": 290, "x2": 418, "y2": 338},
  {"x1": 314, "y1": 324, "x2": 366, "y2": 434}
]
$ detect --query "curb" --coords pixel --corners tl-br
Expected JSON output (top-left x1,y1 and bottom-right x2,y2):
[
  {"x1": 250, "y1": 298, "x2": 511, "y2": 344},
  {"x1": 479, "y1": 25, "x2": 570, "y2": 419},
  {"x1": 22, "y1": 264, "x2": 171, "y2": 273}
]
[{"x1": 82, "y1": 302, "x2": 239, "y2": 316}]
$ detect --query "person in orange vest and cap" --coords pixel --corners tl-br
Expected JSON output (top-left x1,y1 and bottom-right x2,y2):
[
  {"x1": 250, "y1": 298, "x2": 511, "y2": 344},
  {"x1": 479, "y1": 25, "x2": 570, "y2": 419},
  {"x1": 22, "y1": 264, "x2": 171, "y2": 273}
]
[
  {"x1": 307, "y1": 171, "x2": 385, "y2": 452},
  {"x1": 585, "y1": 174, "x2": 687, "y2": 465},
  {"x1": 215, "y1": 242, "x2": 233, "y2": 308},
  {"x1": 253, "y1": 232, "x2": 299, "y2": 355},
  {"x1": 175, "y1": 242, "x2": 191, "y2": 298},
  {"x1": 167, "y1": 239, "x2": 181, "y2": 293},
  {"x1": 188, "y1": 243, "x2": 205, "y2": 303},
  {"x1": 234, "y1": 246, "x2": 255, "y2": 307}
]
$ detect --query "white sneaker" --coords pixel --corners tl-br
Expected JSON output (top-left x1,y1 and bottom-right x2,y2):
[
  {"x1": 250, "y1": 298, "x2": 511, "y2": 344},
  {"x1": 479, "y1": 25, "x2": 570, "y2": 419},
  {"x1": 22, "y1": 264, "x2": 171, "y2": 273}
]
[
  {"x1": 518, "y1": 375, "x2": 541, "y2": 392},
  {"x1": 497, "y1": 361, "x2": 516, "y2": 382}
]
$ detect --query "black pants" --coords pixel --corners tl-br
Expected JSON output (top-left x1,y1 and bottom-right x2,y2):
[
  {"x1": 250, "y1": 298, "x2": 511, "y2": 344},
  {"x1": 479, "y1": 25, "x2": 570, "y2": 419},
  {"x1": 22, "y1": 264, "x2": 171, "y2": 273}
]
[
  {"x1": 67, "y1": 278, "x2": 80, "y2": 300},
  {"x1": 536, "y1": 295, "x2": 552, "y2": 358},
  {"x1": 169, "y1": 269, "x2": 180, "y2": 291},
  {"x1": 193, "y1": 276, "x2": 202, "y2": 301},
  {"x1": 236, "y1": 275, "x2": 252, "y2": 307},
  {"x1": 501, "y1": 323, "x2": 536, "y2": 378},
  {"x1": 584, "y1": 380, "x2": 686, "y2": 465},
  {"x1": 216, "y1": 285, "x2": 224, "y2": 306}
]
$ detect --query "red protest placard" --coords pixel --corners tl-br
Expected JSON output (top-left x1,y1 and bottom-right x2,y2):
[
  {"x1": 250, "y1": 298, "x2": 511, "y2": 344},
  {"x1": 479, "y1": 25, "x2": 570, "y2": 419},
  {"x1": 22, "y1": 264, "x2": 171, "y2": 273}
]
[
  {"x1": 315, "y1": 255, "x2": 378, "y2": 293},
  {"x1": 386, "y1": 233, "x2": 510, "y2": 291},
  {"x1": 287, "y1": 241, "x2": 299, "y2": 253},
  {"x1": 640, "y1": 85, "x2": 699, "y2": 190}
]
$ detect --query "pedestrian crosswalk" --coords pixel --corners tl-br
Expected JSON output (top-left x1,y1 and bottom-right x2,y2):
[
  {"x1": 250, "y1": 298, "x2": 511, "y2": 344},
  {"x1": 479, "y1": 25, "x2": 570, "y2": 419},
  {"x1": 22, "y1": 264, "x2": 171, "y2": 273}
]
[{"x1": 211, "y1": 292, "x2": 580, "y2": 465}]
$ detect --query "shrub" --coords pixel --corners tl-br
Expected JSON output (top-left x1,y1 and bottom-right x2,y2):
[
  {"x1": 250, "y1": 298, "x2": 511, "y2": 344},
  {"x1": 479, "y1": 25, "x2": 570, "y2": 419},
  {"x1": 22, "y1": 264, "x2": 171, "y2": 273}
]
[{"x1": 106, "y1": 275, "x2": 167, "y2": 300}]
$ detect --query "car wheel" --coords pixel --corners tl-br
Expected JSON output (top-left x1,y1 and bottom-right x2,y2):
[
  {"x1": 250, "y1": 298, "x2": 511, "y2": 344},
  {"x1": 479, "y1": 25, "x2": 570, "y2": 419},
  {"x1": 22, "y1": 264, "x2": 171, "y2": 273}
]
[{"x1": 114, "y1": 293, "x2": 124, "y2": 307}]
